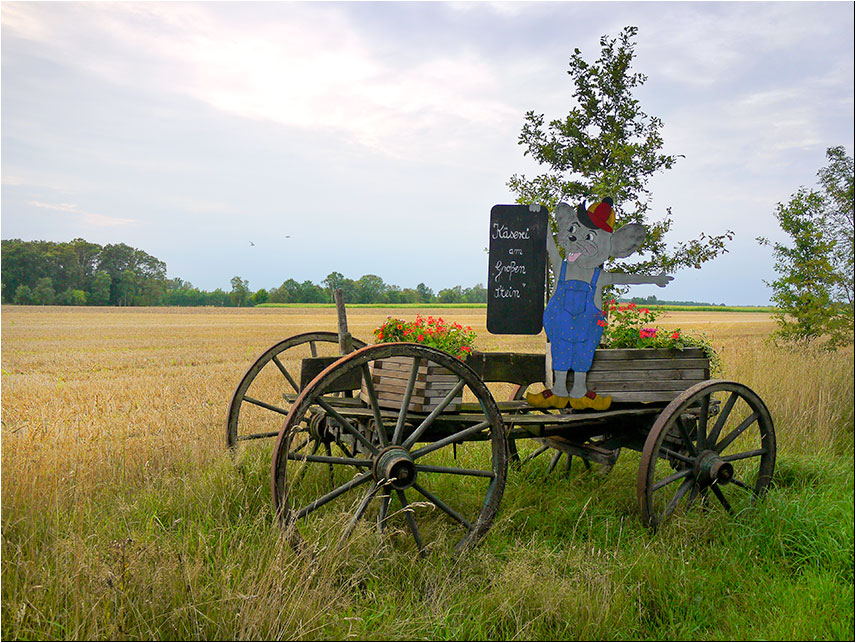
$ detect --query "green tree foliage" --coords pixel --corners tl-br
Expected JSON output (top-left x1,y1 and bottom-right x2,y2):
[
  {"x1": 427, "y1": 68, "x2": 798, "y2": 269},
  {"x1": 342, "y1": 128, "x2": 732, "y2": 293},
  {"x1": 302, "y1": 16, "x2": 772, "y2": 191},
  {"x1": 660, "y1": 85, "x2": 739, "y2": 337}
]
[
  {"x1": 759, "y1": 147, "x2": 855, "y2": 349},
  {"x1": 252, "y1": 288, "x2": 269, "y2": 305},
  {"x1": 507, "y1": 25, "x2": 732, "y2": 278},
  {"x1": 89, "y1": 270, "x2": 112, "y2": 306},
  {"x1": 13, "y1": 284, "x2": 34, "y2": 305},
  {"x1": 1, "y1": 237, "x2": 487, "y2": 307},
  {"x1": 230, "y1": 276, "x2": 251, "y2": 307},
  {"x1": 32, "y1": 277, "x2": 55, "y2": 305}
]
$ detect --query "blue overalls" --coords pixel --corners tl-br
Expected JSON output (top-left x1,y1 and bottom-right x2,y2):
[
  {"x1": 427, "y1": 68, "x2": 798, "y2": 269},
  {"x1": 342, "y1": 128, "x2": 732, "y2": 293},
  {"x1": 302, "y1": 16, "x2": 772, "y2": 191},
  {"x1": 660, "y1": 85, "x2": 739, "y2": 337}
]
[{"x1": 543, "y1": 264, "x2": 606, "y2": 372}]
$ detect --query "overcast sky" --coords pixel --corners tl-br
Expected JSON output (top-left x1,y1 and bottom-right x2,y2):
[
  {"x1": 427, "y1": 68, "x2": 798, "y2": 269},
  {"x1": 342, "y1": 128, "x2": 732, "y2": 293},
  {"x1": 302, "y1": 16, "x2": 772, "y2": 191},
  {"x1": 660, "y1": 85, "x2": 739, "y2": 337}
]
[{"x1": 2, "y1": 1, "x2": 853, "y2": 305}]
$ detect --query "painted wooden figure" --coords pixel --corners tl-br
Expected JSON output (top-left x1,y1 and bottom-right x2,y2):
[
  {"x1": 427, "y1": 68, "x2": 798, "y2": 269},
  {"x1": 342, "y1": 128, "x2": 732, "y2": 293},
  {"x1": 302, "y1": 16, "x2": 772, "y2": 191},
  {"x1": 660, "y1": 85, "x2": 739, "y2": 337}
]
[{"x1": 526, "y1": 198, "x2": 673, "y2": 410}]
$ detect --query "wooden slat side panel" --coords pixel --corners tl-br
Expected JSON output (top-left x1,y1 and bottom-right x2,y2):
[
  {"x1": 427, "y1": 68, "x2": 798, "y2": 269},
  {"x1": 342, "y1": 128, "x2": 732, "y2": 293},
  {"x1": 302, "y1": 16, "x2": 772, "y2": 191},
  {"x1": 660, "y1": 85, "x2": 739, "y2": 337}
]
[
  {"x1": 589, "y1": 358, "x2": 710, "y2": 371},
  {"x1": 465, "y1": 352, "x2": 545, "y2": 386},
  {"x1": 592, "y1": 379, "x2": 707, "y2": 393},
  {"x1": 587, "y1": 368, "x2": 707, "y2": 382},
  {"x1": 592, "y1": 347, "x2": 706, "y2": 361}
]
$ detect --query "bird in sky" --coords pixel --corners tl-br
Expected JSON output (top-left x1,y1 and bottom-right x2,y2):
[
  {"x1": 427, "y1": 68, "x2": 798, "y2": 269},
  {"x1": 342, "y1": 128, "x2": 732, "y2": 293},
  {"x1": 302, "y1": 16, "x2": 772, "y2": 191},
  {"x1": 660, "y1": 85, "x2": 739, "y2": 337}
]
[{"x1": 249, "y1": 241, "x2": 255, "y2": 246}]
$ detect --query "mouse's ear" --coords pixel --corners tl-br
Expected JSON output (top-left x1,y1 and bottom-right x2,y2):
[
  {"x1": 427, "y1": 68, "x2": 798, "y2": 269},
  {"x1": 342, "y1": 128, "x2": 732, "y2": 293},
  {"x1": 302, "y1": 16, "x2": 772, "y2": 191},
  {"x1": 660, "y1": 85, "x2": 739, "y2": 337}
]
[
  {"x1": 610, "y1": 223, "x2": 646, "y2": 258},
  {"x1": 554, "y1": 202, "x2": 575, "y2": 230}
]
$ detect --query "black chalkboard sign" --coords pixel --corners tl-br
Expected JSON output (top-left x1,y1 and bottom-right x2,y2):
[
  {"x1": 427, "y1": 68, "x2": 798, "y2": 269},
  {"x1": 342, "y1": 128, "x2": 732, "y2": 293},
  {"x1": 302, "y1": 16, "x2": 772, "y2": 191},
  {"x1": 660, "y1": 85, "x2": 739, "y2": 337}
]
[{"x1": 486, "y1": 204, "x2": 548, "y2": 334}]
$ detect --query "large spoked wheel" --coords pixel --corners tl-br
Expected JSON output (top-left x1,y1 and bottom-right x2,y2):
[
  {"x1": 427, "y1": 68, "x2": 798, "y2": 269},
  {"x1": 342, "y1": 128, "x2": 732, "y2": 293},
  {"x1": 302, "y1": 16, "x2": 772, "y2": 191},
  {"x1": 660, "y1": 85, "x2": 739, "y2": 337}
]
[
  {"x1": 637, "y1": 380, "x2": 776, "y2": 530},
  {"x1": 506, "y1": 383, "x2": 620, "y2": 476},
  {"x1": 227, "y1": 332, "x2": 366, "y2": 451},
  {"x1": 271, "y1": 343, "x2": 508, "y2": 555}
]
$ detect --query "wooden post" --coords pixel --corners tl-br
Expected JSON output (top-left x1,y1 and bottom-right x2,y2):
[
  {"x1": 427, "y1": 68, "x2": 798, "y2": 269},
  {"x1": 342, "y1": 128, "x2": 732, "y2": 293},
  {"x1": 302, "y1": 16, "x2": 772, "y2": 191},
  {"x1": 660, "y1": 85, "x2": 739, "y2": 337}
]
[{"x1": 333, "y1": 288, "x2": 354, "y2": 355}]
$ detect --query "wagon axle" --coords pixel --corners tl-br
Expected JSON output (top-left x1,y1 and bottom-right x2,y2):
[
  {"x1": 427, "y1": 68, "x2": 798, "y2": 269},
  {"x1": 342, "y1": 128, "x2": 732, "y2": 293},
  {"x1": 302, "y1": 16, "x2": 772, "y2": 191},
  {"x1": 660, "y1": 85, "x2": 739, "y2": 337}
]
[
  {"x1": 694, "y1": 450, "x2": 734, "y2": 487},
  {"x1": 373, "y1": 446, "x2": 417, "y2": 490}
]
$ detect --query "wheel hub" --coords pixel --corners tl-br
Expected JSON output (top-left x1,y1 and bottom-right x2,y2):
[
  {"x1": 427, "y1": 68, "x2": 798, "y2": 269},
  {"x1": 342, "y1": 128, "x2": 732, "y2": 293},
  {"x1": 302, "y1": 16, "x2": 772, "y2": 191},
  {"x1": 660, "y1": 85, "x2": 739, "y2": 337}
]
[
  {"x1": 373, "y1": 446, "x2": 417, "y2": 490},
  {"x1": 694, "y1": 450, "x2": 734, "y2": 486}
]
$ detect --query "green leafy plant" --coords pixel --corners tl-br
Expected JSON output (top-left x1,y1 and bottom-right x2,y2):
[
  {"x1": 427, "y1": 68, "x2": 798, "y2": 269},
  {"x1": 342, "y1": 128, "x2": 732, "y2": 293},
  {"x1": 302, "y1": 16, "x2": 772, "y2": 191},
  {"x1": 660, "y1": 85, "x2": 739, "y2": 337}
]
[
  {"x1": 372, "y1": 315, "x2": 476, "y2": 359},
  {"x1": 601, "y1": 300, "x2": 722, "y2": 374}
]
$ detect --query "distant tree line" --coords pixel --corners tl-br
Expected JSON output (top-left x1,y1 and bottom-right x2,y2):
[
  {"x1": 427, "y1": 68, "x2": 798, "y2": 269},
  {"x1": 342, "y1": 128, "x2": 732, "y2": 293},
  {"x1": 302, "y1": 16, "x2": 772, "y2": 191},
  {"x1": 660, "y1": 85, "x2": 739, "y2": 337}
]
[
  {"x1": 1, "y1": 239, "x2": 487, "y2": 306},
  {"x1": 626, "y1": 295, "x2": 728, "y2": 307}
]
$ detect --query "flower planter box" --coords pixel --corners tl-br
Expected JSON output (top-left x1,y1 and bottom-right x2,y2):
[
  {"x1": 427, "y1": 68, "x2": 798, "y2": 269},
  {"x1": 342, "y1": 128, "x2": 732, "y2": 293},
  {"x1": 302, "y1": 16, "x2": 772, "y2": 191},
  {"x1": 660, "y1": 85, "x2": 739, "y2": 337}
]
[
  {"x1": 360, "y1": 356, "x2": 463, "y2": 413},
  {"x1": 586, "y1": 347, "x2": 710, "y2": 403}
]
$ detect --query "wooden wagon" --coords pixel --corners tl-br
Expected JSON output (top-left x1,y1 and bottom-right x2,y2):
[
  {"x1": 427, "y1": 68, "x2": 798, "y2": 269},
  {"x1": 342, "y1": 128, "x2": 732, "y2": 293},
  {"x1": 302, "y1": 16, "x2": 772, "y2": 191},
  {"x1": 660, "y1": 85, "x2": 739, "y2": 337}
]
[{"x1": 227, "y1": 322, "x2": 775, "y2": 554}]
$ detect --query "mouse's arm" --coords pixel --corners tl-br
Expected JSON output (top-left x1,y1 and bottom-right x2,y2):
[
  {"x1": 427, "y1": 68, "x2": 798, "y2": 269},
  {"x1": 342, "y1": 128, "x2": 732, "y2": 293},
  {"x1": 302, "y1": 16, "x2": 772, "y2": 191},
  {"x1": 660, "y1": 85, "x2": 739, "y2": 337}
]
[
  {"x1": 546, "y1": 230, "x2": 563, "y2": 296},
  {"x1": 601, "y1": 271, "x2": 673, "y2": 287}
]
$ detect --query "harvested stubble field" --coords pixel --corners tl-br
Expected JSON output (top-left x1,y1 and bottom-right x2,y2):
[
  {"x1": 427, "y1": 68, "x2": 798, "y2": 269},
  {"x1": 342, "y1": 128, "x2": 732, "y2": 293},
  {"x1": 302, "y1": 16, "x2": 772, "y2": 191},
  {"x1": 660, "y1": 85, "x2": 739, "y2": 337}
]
[{"x1": 2, "y1": 305, "x2": 853, "y2": 640}]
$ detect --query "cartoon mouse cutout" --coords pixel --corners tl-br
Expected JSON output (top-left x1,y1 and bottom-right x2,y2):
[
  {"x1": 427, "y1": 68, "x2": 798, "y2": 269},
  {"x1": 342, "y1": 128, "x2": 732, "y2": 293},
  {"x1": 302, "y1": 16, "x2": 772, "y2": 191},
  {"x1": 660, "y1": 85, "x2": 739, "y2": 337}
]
[{"x1": 526, "y1": 198, "x2": 673, "y2": 410}]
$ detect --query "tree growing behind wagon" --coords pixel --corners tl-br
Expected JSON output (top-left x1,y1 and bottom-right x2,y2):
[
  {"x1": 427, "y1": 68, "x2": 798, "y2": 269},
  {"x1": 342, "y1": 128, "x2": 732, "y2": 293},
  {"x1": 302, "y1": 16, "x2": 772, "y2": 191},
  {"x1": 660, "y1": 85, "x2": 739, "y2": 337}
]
[
  {"x1": 507, "y1": 25, "x2": 733, "y2": 282},
  {"x1": 758, "y1": 145, "x2": 855, "y2": 349}
]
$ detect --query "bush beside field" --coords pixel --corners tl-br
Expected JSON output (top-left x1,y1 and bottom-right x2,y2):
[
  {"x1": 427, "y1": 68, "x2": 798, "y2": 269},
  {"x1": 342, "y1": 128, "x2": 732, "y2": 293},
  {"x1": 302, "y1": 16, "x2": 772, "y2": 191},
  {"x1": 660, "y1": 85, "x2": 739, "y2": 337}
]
[{"x1": 1, "y1": 306, "x2": 852, "y2": 640}]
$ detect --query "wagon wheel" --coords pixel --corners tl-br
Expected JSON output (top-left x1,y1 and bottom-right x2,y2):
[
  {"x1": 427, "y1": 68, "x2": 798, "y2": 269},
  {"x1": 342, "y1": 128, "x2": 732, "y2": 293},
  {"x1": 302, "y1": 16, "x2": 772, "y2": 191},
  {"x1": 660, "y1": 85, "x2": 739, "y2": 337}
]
[
  {"x1": 226, "y1": 332, "x2": 366, "y2": 451},
  {"x1": 271, "y1": 343, "x2": 508, "y2": 555},
  {"x1": 637, "y1": 380, "x2": 776, "y2": 530},
  {"x1": 506, "y1": 383, "x2": 620, "y2": 476}
]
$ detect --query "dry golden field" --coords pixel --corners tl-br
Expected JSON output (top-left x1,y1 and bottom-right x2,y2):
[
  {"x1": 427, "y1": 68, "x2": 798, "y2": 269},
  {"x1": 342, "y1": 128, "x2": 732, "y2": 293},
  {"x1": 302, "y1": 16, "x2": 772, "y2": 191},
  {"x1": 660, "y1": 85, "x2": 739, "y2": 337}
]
[
  {"x1": 2, "y1": 304, "x2": 849, "y2": 503},
  {"x1": 1, "y1": 305, "x2": 853, "y2": 640}
]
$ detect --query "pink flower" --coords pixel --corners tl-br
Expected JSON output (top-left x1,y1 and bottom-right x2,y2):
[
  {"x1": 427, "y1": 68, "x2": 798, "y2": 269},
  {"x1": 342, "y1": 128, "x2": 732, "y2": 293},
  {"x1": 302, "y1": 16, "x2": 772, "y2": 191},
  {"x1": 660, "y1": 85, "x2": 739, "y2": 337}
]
[{"x1": 640, "y1": 327, "x2": 657, "y2": 339}]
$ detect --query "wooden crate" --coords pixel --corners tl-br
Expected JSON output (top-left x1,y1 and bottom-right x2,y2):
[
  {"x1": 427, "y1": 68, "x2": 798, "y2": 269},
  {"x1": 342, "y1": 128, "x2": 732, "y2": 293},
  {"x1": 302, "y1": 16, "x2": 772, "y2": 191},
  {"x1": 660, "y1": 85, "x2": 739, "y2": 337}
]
[
  {"x1": 360, "y1": 356, "x2": 463, "y2": 413},
  {"x1": 587, "y1": 348, "x2": 710, "y2": 403}
]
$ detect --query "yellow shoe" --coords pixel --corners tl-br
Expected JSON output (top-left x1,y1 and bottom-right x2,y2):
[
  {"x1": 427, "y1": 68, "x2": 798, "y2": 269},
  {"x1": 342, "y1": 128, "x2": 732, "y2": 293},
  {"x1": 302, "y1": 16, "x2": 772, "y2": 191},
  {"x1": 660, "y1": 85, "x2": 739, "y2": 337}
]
[
  {"x1": 568, "y1": 391, "x2": 612, "y2": 411},
  {"x1": 525, "y1": 389, "x2": 570, "y2": 409}
]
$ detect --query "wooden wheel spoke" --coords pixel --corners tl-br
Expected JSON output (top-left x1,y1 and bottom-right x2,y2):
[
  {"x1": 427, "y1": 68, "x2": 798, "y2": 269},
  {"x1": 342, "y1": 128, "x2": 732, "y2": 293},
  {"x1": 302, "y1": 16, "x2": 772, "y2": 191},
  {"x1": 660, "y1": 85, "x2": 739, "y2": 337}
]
[
  {"x1": 402, "y1": 378, "x2": 467, "y2": 449},
  {"x1": 522, "y1": 445, "x2": 550, "y2": 464},
  {"x1": 396, "y1": 489, "x2": 423, "y2": 552},
  {"x1": 290, "y1": 435, "x2": 312, "y2": 453},
  {"x1": 685, "y1": 483, "x2": 701, "y2": 510},
  {"x1": 236, "y1": 430, "x2": 280, "y2": 441},
  {"x1": 707, "y1": 391, "x2": 738, "y2": 448},
  {"x1": 675, "y1": 416, "x2": 699, "y2": 456},
  {"x1": 715, "y1": 412, "x2": 761, "y2": 453},
  {"x1": 286, "y1": 450, "x2": 371, "y2": 467},
  {"x1": 697, "y1": 394, "x2": 710, "y2": 448},
  {"x1": 651, "y1": 468, "x2": 693, "y2": 493},
  {"x1": 659, "y1": 446, "x2": 695, "y2": 465},
  {"x1": 392, "y1": 359, "x2": 421, "y2": 445},
  {"x1": 315, "y1": 397, "x2": 378, "y2": 454},
  {"x1": 271, "y1": 355, "x2": 299, "y2": 391},
  {"x1": 340, "y1": 483, "x2": 381, "y2": 545},
  {"x1": 410, "y1": 420, "x2": 490, "y2": 460},
  {"x1": 294, "y1": 471, "x2": 373, "y2": 520},
  {"x1": 721, "y1": 448, "x2": 767, "y2": 463},
  {"x1": 360, "y1": 364, "x2": 387, "y2": 447},
  {"x1": 730, "y1": 477, "x2": 755, "y2": 493},
  {"x1": 412, "y1": 482, "x2": 473, "y2": 531},
  {"x1": 710, "y1": 484, "x2": 733, "y2": 513},
  {"x1": 547, "y1": 450, "x2": 562, "y2": 473},
  {"x1": 243, "y1": 395, "x2": 290, "y2": 416},
  {"x1": 377, "y1": 487, "x2": 391, "y2": 532},
  {"x1": 660, "y1": 478, "x2": 695, "y2": 523},
  {"x1": 309, "y1": 341, "x2": 318, "y2": 358},
  {"x1": 416, "y1": 464, "x2": 494, "y2": 478}
]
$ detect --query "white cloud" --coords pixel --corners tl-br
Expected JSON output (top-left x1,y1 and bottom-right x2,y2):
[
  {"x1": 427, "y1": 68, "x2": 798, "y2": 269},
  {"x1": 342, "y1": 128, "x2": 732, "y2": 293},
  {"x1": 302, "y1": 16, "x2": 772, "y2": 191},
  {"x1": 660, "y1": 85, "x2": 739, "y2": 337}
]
[
  {"x1": 27, "y1": 201, "x2": 136, "y2": 227},
  {"x1": 2, "y1": 2, "x2": 518, "y2": 159}
]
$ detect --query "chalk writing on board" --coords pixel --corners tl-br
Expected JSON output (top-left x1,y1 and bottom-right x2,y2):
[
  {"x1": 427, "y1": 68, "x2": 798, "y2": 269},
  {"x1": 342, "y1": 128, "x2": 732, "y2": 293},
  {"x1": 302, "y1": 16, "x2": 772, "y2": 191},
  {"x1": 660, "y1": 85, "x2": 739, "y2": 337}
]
[{"x1": 486, "y1": 204, "x2": 548, "y2": 335}]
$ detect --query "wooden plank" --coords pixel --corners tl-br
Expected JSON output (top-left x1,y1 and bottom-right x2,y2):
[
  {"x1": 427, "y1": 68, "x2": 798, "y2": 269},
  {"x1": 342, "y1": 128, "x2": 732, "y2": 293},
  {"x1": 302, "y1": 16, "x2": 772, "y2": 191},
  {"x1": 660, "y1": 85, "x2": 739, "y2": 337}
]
[
  {"x1": 299, "y1": 356, "x2": 362, "y2": 392},
  {"x1": 587, "y1": 368, "x2": 707, "y2": 382},
  {"x1": 592, "y1": 379, "x2": 706, "y2": 392},
  {"x1": 374, "y1": 357, "x2": 451, "y2": 376},
  {"x1": 604, "y1": 391, "x2": 694, "y2": 403},
  {"x1": 372, "y1": 382, "x2": 458, "y2": 398},
  {"x1": 464, "y1": 351, "x2": 546, "y2": 386},
  {"x1": 589, "y1": 358, "x2": 709, "y2": 371},
  {"x1": 591, "y1": 347, "x2": 706, "y2": 361},
  {"x1": 370, "y1": 369, "x2": 459, "y2": 384}
]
